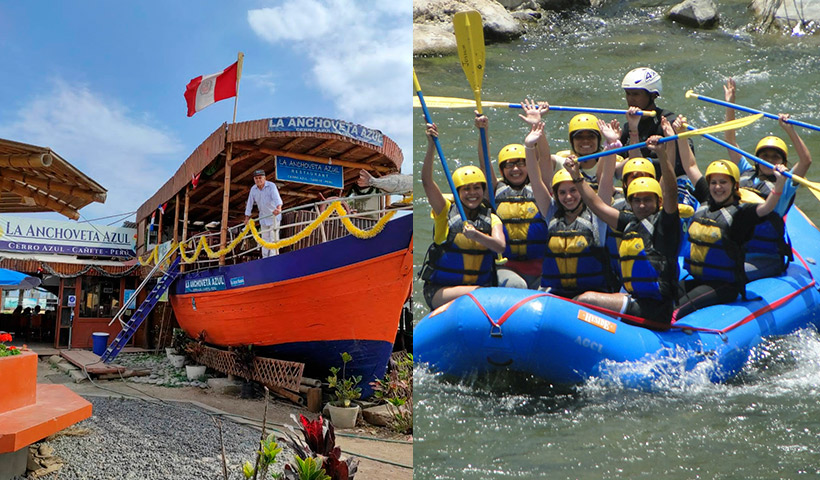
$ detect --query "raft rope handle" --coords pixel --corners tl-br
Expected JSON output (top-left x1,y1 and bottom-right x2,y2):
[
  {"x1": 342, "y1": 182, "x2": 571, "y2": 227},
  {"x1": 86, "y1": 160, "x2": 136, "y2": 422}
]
[
  {"x1": 704, "y1": 248, "x2": 817, "y2": 335},
  {"x1": 672, "y1": 248, "x2": 817, "y2": 335},
  {"x1": 465, "y1": 292, "x2": 549, "y2": 337}
]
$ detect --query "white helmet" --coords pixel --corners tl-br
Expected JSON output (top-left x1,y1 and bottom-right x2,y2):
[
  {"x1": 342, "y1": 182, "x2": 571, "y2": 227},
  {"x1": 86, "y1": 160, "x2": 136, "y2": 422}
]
[{"x1": 621, "y1": 67, "x2": 662, "y2": 96}]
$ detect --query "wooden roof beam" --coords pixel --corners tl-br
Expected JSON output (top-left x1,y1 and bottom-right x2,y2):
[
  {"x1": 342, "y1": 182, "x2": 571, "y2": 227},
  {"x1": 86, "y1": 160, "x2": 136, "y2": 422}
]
[
  {"x1": 0, "y1": 168, "x2": 106, "y2": 203},
  {"x1": 0, "y1": 153, "x2": 53, "y2": 168},
  {"x1": 227, "y1": 149, "x2": 260, "y2": 167},
  {"x1": 0, "y1": 178, "x2": 79, "y2": 220}
]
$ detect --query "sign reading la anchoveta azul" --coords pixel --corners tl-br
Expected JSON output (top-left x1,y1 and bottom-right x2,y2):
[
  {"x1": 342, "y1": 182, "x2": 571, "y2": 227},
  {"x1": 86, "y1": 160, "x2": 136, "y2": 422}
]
[
  {"x1": 276, "y1": 156, "x2": 344, "y2": 189},
  {"x1": 0, "y1": 215, "x2": 136, "y2": 258},
  {"x1": 184, "y1": 274, "x2": 226, "y2": 293},
  {"x1": 267, "y1": 117, "x2": 384, "y2": 147}
]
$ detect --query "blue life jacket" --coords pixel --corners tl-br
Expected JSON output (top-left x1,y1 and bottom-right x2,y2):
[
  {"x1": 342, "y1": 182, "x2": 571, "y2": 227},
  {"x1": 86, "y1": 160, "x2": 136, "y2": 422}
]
[
  {"x1": 495, "y1": 181, "x2": 547, "y2": 261},
  {"x1": 619, "y1": 212, "x2": 677, "y2": 301},
  {"x1": 684, "y1": 204, "x2": 745, "y2": 284},
  {"x1": 541, "y1": 207, "x2": 614, "y2": 295},
  {"x1": 739, "y1": 176, "x2": 792, "y2": 266},
  {"x1": 424, "y1": 203, "x2": 496, "y2": 287}
]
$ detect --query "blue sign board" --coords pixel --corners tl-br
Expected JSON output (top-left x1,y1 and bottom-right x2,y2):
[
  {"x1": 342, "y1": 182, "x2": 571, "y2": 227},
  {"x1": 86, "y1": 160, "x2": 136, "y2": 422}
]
[
  {"x1": 184, "y1": 275, "x2": 227, "y2": 294},
  {"x1": 276, "y1": 156, "x2": 344, "y2": 189},
  {"x1": 267, "y1": 117, "x2": 384, "y2": 147}
]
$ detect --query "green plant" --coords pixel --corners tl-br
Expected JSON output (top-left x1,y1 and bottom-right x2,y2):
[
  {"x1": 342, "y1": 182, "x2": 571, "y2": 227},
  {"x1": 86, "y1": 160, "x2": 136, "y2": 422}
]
[
  {"x1": 326, "y1": 352, "x2": 361, "y2": 407},
  {"x1": 171, "y1": 328, "x2": 189, "y2": 352},
  {"x1": 283, "y1": 456, "x2": 330, "y2": 480},
  {"x1": 184, "y1": 331, "x2": 206, "y2": 363},
  {"x1": 279, "y1": 414, "x2": 358, "y2": 480},
  {"x1": 234, "y1": 344, "x2": 256, "y2": 378},
  {"x1": 260, "y1": 433, "x2": 283, "y2": 478},
  {"x1": 0, "y1": 333, "x2": 20, "y2": 357},
  {"x1": 386, "y1": 397, "x2": 413, "y2": 434},
  {"x1": 242, "y1": 433, "x2": 283, "y2": 479},
  {"x1": 369, "y1": 352, "x2": 413, "y2": 433}
]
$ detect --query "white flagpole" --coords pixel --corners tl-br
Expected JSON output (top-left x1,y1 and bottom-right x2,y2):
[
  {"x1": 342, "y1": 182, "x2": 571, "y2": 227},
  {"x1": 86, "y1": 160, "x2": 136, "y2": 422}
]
[{"x1": 232, "y1": 51, "x2": 244, "y2": 124}]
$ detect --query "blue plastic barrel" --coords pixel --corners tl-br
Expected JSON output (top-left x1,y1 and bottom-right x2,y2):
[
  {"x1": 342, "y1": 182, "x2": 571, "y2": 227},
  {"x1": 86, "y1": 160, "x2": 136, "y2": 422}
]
[{"x1": 92, "y1": 332, "x2": 109, "y2": 356}]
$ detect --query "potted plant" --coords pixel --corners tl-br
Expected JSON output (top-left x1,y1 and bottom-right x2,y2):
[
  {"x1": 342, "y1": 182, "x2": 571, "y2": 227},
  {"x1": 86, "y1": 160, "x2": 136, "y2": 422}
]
[
  {"x1": 184, "y1": 332, "x2": 207, "y2": 381},
  {"x1": 326, "y1": 352, "x2": 362, "y2": 429},
  {"x1": 168, "y1": 328, "x2": 188, "y2": 366}
]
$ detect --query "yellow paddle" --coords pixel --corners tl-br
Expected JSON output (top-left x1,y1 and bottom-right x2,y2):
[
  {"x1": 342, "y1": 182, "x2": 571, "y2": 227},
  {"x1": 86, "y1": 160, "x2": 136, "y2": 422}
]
[
  {"x1": 453, "y1": 10, "x2": 507, "y2": 266},
  {"x1": 685, "y1": 124, "x2": 820, "y2": 203},
  {"x1": 412, "y1": 95, "x2": 656, "y2": 117},
  {"x1": 577, "y1": 114, "x2": 765, "y2": 163}
]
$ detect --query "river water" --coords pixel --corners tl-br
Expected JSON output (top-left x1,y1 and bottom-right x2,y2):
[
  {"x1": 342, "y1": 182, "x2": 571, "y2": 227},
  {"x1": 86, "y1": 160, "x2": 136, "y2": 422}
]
[{"x1": 413, "y1": 2, "x2": 820, "y2": 478}]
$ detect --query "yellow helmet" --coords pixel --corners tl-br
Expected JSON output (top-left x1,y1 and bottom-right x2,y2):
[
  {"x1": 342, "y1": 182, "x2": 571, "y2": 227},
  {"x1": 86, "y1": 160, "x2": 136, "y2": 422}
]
[
  {"x1": 551, "y1": 168, "x2": 575, "y2": 189},
  {"x1": 705, "y1": 160, "x2": 740, "y2": 184},
  {"x1": 498, "y1": 144, "x2": 526, "y2": 167},
  {"x1": 452, "y1": 165, "x2": 487, "y2": 190},
  {"x1": 755, "y1": 136, "x2": 788, "y2": 162},
  {"x1": 622, "y1": 157, "x2": 656, "y2": 182},
  {"x1": 627, "y1": 177, "x2": 662, "y2": 202},
  {"x1": 568, "y1": 114, "x2": 601, "y2": 148}
]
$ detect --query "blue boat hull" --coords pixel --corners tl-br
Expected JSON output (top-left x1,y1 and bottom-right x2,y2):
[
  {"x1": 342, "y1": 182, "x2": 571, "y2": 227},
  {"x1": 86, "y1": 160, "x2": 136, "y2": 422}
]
[{"x1": 416, "y1": 209, "x2": 820, "y2": 388}]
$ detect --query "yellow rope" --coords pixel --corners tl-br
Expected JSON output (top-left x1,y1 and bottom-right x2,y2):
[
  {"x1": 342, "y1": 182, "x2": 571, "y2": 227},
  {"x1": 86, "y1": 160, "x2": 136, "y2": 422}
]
[{"x1": 142, "y1": 200, "x2": 398, "y2": 266}]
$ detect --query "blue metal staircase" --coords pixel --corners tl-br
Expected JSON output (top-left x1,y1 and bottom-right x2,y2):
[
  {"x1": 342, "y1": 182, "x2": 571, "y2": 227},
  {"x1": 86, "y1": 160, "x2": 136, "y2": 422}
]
[{"x1": 101, "y1": 255, "x2": 181, "y2": 363}]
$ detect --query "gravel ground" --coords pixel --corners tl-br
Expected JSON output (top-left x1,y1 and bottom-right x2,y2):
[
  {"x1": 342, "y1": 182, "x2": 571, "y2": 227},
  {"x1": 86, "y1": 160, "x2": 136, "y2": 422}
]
[
  {"x1": 21, "y1": 396, "x2": 294, "y2": 480},
  {"x1": 115, "y1": 353, "x2": 210, "y2": 388}
]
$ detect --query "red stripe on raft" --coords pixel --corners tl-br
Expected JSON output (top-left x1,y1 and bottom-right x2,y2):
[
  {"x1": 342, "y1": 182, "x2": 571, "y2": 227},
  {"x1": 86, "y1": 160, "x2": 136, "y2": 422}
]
[
  {"x1": 674, "y1": 248, "x2": 816, "y2": 335},
  {"x1": 715, "y1": 281, "x2": 815, "y2": 334}
]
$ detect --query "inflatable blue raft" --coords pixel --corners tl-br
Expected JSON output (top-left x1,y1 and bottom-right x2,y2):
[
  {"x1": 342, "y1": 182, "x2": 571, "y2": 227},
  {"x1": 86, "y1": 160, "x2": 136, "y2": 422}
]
[{"x1": 415, "y1": 208, "x2": 820, "y2": 388}]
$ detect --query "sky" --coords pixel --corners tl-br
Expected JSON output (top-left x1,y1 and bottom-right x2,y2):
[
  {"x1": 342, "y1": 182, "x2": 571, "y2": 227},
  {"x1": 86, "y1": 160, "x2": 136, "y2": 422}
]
[{"x1": 0, "y1": 1, "x2": 412, "y2": 225}]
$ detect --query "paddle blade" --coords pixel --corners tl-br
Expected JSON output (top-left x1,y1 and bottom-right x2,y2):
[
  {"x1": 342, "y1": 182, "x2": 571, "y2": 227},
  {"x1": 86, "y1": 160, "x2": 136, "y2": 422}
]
[
  {"x1": 788, "y1": 175, "x2": 820, "y2": 202},
  {"x1": 677, "y1": 114, "x2": 764, "y2": 139},
  {"x1": 453, "y1": 11, "x2": 485, "y2": 97},
  {"x1": 413, "y1": 96, "x2": 513, "y2": 109}
]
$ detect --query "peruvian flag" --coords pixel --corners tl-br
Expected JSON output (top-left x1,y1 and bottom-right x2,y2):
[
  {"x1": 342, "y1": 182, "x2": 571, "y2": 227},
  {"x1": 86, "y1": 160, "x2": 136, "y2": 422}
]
[{"x1": 184, "y1": 60, "x2": 239, "y2": 117}]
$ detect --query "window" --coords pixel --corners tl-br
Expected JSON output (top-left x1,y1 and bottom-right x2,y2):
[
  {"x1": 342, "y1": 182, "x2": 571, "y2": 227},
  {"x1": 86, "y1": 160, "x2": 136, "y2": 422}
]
[{"x1": 80, "y1": 277, "x2": 121, "y2": 318}]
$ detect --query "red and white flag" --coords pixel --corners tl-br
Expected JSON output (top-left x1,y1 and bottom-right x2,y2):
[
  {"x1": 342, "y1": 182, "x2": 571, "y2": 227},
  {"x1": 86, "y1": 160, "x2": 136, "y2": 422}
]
[{"x1": 184, "y1": 60, "x2": 239, "y2": 117}]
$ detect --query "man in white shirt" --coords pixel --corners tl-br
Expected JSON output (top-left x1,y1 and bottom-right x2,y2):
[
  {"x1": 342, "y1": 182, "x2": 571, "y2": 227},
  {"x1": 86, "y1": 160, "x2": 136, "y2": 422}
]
[{"x1": 244, "y1": 169, "x2": 283, "y2": 257}]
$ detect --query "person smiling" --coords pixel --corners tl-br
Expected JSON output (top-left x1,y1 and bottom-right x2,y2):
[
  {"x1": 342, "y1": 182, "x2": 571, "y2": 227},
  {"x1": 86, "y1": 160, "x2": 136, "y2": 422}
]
[
  {"x1": 522, "y1": 109, "x2": 618, "y2": 299},
  {"x1": 475, "y1": 100, "x2": 552, "y2": 289},
  {"x1": 561, "y1": 117, "x2": 682, "y2": 327},
  {"x1": 721, "y1": 77, "x2": 813, "y2": 280},
  {"x1": 674, "y1": 153, "x2": 787, "y2": 321},
  {"x1": 420, "y1": 123, "x2": 506, "y2": 310}
]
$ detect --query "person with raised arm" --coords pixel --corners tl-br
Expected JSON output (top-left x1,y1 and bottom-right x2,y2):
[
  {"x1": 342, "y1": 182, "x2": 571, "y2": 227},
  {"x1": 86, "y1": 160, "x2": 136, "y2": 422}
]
[
  {"x1": 675, "y1": 135, "x2": 788, "y2": 320},
  {"x1": 619, "y1": 67, "x2": 697, "y2": 210},
  {"x1": 721, "y1": 77, "x2": 812, "y2": 280},
  {"x1": 419, "y1": 123, "x2": 506, "y2": 310},
  {"x1": 523, "y1": 113, "x2": 618, "y2": 299},
  {"x1": 565, "y1": 116, "x2": 681, "y2": 328},
  {"x1": 473, "y1": 100, "x2": 551, "y2": 289}
]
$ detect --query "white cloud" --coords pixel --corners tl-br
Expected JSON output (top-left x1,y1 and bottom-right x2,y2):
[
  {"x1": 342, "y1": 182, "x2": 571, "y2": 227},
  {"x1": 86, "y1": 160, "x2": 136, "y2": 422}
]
[
  {"x1": 247, "y1": 0, "x2": 333, "y2": 42},
  {"x1": 244, "y1": 73, "x2": 277, "y2": 95},
  {"x1": 248, "y1": 0, "x2": 412, "y2": 172},
  {"x1": 0, "y1": 79, "x2": 184, "y2": 221}
]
